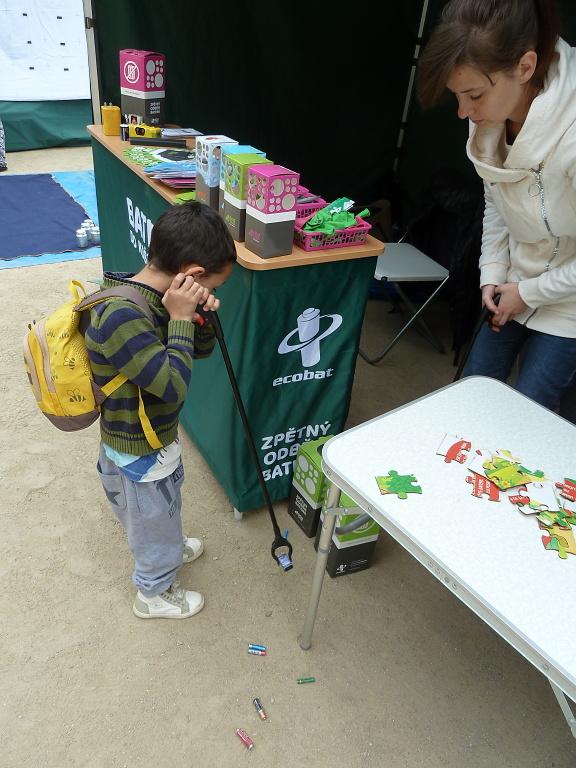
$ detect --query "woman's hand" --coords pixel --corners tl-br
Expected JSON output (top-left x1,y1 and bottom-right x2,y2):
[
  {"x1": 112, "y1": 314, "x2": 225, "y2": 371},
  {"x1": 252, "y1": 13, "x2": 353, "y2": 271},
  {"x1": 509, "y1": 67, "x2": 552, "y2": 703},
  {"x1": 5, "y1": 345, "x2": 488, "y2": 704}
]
[
  {"x1": 492, "y1": 282, "x2": 528, "y2": 327},
  {"x1": 481, "y1": 284, "x2": 499, "y2": 313}
]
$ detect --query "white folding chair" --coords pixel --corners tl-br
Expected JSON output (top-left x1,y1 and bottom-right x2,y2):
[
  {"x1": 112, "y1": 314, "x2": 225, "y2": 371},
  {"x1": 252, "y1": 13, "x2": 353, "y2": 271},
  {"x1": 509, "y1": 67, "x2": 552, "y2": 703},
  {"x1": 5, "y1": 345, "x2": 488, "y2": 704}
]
[{"x1": 360, "y1": 242, "x2": 450, "y2": 365}]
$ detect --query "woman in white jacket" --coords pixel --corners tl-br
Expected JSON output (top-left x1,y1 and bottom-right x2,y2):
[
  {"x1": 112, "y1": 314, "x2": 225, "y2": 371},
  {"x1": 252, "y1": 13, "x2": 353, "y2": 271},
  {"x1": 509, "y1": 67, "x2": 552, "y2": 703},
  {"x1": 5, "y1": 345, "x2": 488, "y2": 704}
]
[{"x1": 417, "y1": 0, "x2": 576, "y2": 415}]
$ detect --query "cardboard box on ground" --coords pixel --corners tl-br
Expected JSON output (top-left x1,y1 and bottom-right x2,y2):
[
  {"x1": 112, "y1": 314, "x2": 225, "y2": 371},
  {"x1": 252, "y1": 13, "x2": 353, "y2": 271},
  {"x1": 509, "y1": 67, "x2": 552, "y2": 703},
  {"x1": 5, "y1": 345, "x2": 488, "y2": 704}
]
[{"x1": 287, "y1": 437, "x2": 381, "y2": 576}]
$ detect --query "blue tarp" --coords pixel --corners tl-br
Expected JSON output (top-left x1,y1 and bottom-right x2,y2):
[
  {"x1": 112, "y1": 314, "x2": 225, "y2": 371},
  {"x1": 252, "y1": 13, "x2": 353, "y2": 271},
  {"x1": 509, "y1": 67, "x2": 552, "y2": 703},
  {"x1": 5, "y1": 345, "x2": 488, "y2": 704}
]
[{"x1": 0, "y1": 170, "x2": 100, "y2": 269}]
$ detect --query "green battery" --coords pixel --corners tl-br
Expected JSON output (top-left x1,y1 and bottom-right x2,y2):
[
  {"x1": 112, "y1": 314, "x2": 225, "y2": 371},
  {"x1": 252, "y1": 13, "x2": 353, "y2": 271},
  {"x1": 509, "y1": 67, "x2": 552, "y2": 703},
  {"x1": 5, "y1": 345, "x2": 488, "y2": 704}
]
[{"x1": 296, "y1": 677, "x2": 316, "y2": 684}]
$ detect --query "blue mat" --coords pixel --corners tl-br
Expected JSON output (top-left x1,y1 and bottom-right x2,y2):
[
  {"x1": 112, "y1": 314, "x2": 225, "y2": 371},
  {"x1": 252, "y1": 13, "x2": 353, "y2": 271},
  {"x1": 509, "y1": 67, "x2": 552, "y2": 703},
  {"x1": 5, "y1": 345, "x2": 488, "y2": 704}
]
[{"x1": 0, "y1": 171, "x2": 100, "y2": 269}]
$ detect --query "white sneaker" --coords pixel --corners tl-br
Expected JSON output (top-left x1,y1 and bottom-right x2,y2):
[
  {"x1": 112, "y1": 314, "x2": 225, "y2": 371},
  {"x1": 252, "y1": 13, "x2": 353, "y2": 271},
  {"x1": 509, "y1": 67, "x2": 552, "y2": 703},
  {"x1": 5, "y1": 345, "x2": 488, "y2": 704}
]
[
  {"x1": 182, "y1": 536, "x2": 204, "y2": 564},
  {"x1": 133, "y1": 582, "x2": 204, "y2": 619}
]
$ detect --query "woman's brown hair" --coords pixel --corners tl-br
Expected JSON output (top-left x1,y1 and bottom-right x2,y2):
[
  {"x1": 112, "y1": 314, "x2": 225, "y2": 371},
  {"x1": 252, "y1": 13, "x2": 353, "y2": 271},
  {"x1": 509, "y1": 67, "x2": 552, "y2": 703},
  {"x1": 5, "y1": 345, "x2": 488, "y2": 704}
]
[{"x1": 417, "y1": 0, "x2": 560, "y2": 108}]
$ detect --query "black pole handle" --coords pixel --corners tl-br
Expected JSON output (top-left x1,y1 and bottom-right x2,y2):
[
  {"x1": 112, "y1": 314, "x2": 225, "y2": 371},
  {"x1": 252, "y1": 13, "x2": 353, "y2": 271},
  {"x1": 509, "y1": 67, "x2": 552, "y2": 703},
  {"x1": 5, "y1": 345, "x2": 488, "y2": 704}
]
[
  {"x1": 197, "y1": 305, "x2": 293, "y2": 570},
  {"x1": 453, "y1": 293, "x2": 500, "y2": 382}
]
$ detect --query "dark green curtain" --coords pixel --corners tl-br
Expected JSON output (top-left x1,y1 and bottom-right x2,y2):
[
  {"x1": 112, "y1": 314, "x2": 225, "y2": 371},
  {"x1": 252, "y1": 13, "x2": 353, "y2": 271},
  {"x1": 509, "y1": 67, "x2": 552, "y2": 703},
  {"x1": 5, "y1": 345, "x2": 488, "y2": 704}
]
[
  {"x1": 1, "y1": 100, "x2": 92, "y2": 151},
  {"x1": 92, "y1": 0, "x2": 576, "y2": 209},
  {"x1": 93, "y1": 0, "x2": 421, "y2": 205}
]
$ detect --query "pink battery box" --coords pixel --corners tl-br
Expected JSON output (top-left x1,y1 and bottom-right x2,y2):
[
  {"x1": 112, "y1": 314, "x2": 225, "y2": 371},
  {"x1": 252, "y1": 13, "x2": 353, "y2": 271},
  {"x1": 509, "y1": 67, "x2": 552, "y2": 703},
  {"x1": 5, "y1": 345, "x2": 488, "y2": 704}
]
[
  {"x1": 247, "y1": 165, "x2": 300, "y2": 214},
  {"x1": 119, "y1": 49, "x2": 165, "y2": 125}
]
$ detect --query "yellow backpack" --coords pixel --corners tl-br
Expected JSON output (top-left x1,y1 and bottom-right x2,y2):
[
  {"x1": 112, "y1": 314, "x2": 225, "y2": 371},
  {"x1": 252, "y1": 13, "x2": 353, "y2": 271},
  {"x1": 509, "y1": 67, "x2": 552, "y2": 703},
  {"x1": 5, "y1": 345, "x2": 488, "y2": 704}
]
[{"x1": 23, "y1": 280, "x2": 162, "y2": 449}]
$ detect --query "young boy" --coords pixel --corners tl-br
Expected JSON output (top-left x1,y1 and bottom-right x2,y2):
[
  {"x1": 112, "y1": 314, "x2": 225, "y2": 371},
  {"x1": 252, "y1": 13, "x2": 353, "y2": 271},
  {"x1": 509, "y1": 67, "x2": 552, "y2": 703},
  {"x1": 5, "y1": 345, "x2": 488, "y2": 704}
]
[{"x1": 85, "y1": 202, "x2": 236, "y2": 619}]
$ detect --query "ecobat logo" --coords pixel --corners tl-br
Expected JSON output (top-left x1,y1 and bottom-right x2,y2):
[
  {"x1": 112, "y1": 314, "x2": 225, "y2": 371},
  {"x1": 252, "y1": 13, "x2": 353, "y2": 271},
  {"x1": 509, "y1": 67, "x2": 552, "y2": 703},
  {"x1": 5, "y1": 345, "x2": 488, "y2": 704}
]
[{"x1": 274, "y1": 308, "x2": 342, "y2": 387}]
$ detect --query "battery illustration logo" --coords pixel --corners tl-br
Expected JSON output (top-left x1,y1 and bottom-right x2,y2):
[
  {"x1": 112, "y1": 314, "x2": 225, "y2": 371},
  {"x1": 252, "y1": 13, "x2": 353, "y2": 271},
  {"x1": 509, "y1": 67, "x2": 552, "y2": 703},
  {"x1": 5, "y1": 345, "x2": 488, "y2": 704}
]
[{"x1": 278, "y1": 308, "x2": 342, "y2": 367}]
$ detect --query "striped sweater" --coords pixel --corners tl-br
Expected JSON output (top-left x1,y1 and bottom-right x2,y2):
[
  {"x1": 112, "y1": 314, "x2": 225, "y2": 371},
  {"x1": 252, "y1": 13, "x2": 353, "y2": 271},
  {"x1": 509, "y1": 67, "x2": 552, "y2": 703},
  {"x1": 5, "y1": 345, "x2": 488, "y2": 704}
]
[{"x1": 85, "y1": 273, "x2": 216, "y2": 455}]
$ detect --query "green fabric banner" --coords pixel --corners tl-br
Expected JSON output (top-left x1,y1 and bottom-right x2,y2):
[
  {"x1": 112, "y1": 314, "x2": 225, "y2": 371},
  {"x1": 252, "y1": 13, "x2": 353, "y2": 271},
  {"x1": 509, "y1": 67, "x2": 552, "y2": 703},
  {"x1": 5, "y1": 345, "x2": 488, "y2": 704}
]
[
  {"x1": 182, "y1": 256, "x2": 375, "y2": 511},
  {"x1": 92, "y1": 139, "x2": 170, "y2": 267},
  {"x1": 1, "y1": 100, "x2": 92, "y2": 151},
  {"x1": 92, "y1": 137, "x2": 376, "y2": 511}
]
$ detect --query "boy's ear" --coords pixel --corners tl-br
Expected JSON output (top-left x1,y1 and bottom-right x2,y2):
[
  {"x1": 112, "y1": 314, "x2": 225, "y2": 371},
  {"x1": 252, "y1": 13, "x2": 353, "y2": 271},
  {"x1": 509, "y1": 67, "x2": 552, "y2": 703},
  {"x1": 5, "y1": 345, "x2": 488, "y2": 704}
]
[{"x1": 182, "y1": 266, "x2": 205, "y2": 279}]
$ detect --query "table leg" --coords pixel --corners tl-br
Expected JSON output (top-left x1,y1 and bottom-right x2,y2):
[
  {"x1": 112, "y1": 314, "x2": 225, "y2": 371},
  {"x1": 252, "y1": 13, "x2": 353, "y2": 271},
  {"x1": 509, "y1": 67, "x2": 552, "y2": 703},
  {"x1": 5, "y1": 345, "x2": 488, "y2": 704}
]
[
  {"x1": 299, "y1": 482, "x2": 340, "y2": 650},
  {"x1": 549, "y1": 681, "x2": 576, "y2": 739}
]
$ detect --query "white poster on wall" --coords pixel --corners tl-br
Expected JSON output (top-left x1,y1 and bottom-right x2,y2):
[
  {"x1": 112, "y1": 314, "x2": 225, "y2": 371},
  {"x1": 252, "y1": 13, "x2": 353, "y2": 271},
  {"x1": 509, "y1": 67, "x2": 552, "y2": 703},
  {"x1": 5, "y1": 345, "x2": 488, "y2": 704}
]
[{"x1": 0, "y1": 0, "x2": 90, "y2": 100}]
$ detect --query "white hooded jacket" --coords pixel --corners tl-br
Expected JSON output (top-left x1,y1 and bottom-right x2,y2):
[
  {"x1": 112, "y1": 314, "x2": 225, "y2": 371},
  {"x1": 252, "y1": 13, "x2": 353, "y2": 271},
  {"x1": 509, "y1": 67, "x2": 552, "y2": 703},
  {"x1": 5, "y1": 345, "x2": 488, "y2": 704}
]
[{"x1": 467, "y1": 38, "x2": 576, "y2": 337}]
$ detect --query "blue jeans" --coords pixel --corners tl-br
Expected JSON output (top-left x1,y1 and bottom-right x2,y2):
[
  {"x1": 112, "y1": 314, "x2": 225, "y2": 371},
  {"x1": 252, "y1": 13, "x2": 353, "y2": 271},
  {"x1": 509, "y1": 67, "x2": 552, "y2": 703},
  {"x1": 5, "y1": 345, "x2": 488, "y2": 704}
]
[{"x1": 462, "y1": 320, "x2": 576, "y2": 414}]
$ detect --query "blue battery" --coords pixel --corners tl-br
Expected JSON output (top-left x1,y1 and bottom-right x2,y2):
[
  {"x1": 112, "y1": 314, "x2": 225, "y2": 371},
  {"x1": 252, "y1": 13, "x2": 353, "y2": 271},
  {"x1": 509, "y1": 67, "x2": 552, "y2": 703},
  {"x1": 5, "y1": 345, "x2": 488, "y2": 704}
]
[{"x1": 278, "y1": 553, "x2": 293, "y2": 571}]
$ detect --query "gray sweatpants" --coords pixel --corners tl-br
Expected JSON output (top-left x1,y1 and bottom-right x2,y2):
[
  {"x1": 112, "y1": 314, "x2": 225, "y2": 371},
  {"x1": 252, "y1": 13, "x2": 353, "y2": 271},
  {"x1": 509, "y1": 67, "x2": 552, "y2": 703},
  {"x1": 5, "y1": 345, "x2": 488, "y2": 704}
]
[{"x1": 97, "y1": 444, "x2": 185, "y2": 597}]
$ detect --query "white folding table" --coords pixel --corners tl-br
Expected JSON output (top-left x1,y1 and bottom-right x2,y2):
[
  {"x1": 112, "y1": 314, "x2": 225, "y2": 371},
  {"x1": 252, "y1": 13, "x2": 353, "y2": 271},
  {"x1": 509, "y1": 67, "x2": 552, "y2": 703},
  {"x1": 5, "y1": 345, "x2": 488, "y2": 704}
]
[{"x1": 299, "y1": 377, "x2": 576, "y2": 738}]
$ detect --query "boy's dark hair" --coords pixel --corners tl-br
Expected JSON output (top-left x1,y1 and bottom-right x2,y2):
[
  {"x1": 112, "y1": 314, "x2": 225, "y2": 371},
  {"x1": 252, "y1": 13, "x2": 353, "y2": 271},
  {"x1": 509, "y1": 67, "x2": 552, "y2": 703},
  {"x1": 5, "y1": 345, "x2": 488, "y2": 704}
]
[
  {"x1": 147, "y1": 201, "x2": 237, "y2": 274},
  {"x1": 417, "y1": 0, "x2": 560, "y2": 108}
]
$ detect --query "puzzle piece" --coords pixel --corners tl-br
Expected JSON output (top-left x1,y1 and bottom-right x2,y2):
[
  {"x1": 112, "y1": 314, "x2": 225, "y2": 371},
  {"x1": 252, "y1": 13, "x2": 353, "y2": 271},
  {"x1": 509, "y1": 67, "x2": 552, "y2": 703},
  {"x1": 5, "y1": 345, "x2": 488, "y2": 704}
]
[
  {"x1": 539, "y1": 521, "x2": 576, "y2": 559},
  {"x1": 543, "y1": 524, "x2": 576, "y2": 550},
  {"x1": 525, "y1": 482, "x2": 559, "y2": 510},
  {"x1": 507, "y1": 485, "x2": 535, "y2": 512},
  {"x1": 466, "y1": 448, "x2": 493, "y2": 477},
  {"x1": 481, "y1": 448, "x2": 522, "y2": 471},
  {"x1": 484, "y1": 461, "x2": 546, "y2": 490},
  {"x1": 555, "y1": 478, "x2": 576, "y2": 503},
  {"x1": 482, "y1": 455, "x2": 512, "y2": 473},
  {"x1": 558, "y1": 508, "x2": 576, "y2": 527},
  {"x1": 465, "y1": 472, "x2": 500, "y2": 501},
  {"x1": 375, "y1": 470, "x2": 422, "y2": 499},
  {"x1": 508, "y1": 482, "x2": 559, "y2": 514},
  {"x1": 436, "y1": 434, "x2": 472, "y2": 464},
  {"x1": 542, "y1": 534, "x2": 569, "y2": 559},
  {"x1": 537, "y1": 508, "x2": 575, "y2": 529},
  {"x1": 494, "y1": 449, "x2": 523, "y2": 464}
]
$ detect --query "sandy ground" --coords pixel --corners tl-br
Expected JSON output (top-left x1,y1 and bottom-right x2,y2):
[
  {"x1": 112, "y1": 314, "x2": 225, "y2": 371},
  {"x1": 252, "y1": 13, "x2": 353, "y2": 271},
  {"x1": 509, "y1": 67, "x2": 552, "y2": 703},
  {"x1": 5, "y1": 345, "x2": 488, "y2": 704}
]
[{"x1": 1, "y1": 148, "x2": 575, "y2": 767}]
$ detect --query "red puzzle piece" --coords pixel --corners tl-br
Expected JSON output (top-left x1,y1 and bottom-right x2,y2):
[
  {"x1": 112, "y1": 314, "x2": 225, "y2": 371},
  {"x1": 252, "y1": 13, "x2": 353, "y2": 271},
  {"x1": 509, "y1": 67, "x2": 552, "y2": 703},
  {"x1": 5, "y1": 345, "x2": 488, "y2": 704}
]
[
  {"x1": 555, "y1": 478, "x2": 576, "y2": 503},
  {"x1": 466, "y1": 472, "x2": 500, "y2": 501},
  {"x1": 508, "y1": 485, "x2": 530, "y2": 506},
  {"x1": 443, "y1": 440, "x2": 472, "y2": 464}
]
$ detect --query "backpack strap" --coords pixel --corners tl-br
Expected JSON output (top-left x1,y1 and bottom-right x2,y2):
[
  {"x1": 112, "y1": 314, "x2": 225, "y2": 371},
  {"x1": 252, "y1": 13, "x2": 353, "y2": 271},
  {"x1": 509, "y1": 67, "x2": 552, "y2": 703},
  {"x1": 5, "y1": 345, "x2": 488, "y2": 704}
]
[
  {"x1": 138, "y1": 391, "x2": 163, "y2": 450},
  {"x1": 77, "y1": 283, "x2": 163, "y2": 451},
  {"x1": 75, "y1": 284, "x2": 155, "y2": 321}
]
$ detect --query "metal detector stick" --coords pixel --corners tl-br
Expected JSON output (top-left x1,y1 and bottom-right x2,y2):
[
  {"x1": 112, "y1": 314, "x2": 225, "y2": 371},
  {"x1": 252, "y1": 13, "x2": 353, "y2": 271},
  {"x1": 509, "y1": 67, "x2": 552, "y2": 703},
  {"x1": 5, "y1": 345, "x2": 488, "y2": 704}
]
[
  {"x1": 199, "y1": 308, "x2": 293, "y2": 571},
  {"x1": 453, "y1": 294, "x2": 500, "y2": 382}
]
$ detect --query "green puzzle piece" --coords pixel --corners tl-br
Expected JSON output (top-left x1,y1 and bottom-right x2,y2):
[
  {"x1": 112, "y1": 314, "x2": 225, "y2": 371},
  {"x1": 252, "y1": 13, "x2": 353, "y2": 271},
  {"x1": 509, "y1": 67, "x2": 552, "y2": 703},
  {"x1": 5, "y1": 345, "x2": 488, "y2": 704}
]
[
  {"x1": 544, "y1": 535, "x2": 569, "y2": 560},
  {"x1": 483, "y1": 459, "x2": 546, "y2": 490},
  {"x1": 538, "y1": 509, "x2": 575, "y2": 529},
  {"x1": 375, "y1": 470, "x2": 422, "y2": 500}
]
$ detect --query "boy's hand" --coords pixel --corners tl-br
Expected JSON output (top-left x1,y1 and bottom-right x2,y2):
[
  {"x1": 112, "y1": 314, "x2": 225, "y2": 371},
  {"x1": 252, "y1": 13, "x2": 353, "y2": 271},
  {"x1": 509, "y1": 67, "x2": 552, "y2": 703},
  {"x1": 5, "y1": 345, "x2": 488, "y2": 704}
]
[
  {"x1": 191, "y1": 292, "x2": 220, "y2": 323},
  {"x1": 199, "y1": 292, "x2": 220, "y2": 313},
  {"x1": 162, "y1": 274, "x2": 210, "y2": 321}
]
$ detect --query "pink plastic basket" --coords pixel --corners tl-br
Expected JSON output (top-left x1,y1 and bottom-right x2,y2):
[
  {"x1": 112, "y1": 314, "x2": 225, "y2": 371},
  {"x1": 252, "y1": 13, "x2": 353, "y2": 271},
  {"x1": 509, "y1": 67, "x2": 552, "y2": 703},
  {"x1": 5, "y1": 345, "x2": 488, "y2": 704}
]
[
  {"x1": 295, "y1": 185, "x2": 327, "y2": 219},
  {"x1": 296, "y1": 198, "x2": 328, "y2": 219},
  {"x1": 293, "y1": 214, "x2": 372, "y2": 252}
]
